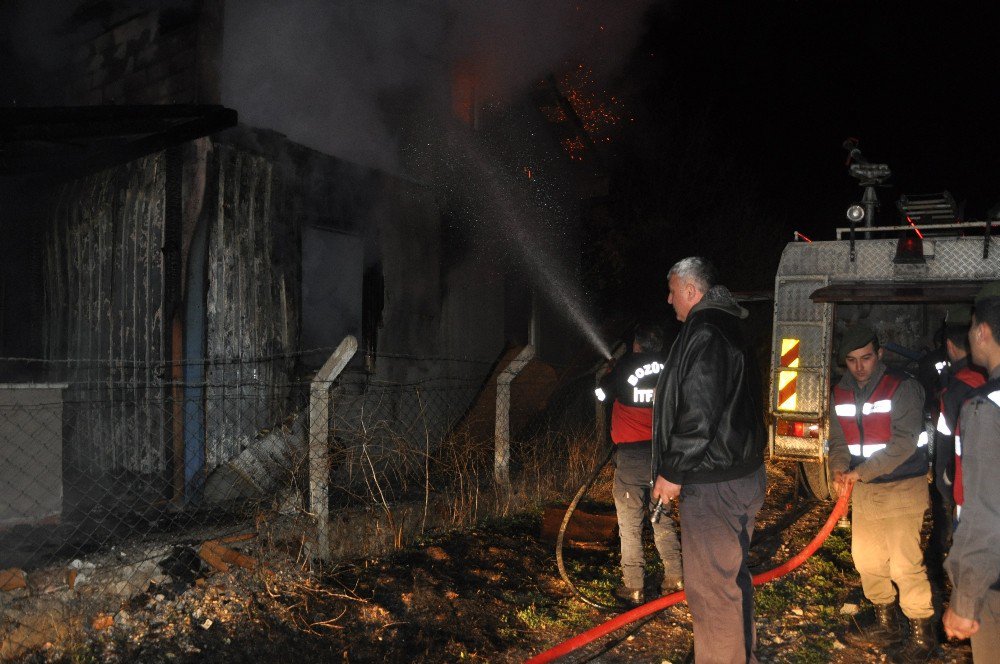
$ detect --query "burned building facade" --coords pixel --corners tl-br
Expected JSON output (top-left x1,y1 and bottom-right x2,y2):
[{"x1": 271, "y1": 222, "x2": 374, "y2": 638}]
[{"x1": 1, "y1": 0, "x2": 594, "y2": 520}]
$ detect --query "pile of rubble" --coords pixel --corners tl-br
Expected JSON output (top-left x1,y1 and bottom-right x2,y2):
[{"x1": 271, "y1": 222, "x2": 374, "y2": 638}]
[{"x1": 0, "y1": 530, "x2": 271, "y2": 660}]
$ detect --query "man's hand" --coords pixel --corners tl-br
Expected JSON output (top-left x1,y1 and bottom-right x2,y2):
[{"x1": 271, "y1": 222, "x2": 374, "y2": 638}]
[
  {"x1": 652, "y1": 475, "x2": 682, "y2": 502},
  {"x1": 943, "y1": 607, "x2": 980, "y2": 640},
  {"x1": 832, "y1": 469, "x2": 860, "y2": 497}
]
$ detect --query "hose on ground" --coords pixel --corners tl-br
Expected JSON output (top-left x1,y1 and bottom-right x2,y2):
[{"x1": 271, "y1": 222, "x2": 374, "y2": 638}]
[
  {"x1": 555, "y1": 445, "x2": 617, "y2": 611},
  {"x1": 529, "y1": 484, "x2": 853, "y2": 664}
]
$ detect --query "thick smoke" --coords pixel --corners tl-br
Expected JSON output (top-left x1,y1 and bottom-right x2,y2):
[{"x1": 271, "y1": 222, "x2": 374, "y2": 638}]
[
  {"x1": 2, "y1": 0, "x2": 653, "y2": 166},
  {"x1": 221, "y1": 0, "x2": 653, "y2": 171}
]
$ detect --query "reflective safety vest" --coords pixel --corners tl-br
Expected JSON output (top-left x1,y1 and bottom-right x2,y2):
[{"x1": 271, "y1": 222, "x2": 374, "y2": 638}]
[
  {"x1": 936, "y1": 365, "x2": 986, "y2": 438},
  {"x1": 953, "y1": 381, "x2": 1000, "y2": 519},
  {"x1": 833, "y1": 369, "x2": 928, "y2": 482}
]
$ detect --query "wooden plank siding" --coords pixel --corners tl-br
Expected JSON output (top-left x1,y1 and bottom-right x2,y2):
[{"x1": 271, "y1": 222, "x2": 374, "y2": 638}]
[
  {"x1": 203, "y1": 144, "x2": 298, "y2": 472},
  {"x1": 43, "y1": 154, "x2": 167, "y2": 480},
  {"x1": 39, "y1": 142, "x2": 302, "y2": 496}
]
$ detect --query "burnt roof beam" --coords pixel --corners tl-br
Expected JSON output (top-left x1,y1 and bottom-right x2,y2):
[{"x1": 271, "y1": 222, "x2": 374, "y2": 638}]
[{"x1": 0, "y1": 105, "x2": 238, "y2": 178}]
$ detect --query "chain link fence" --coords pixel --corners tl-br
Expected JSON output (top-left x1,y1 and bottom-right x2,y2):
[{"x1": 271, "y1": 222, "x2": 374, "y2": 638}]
[{"x1": 0, "y1": 348, "x2": 602, "y2": 659}]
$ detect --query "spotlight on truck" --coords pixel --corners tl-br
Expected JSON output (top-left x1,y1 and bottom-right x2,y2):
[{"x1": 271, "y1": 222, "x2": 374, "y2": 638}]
[{"x1": 846, "y1": 205, "x2": 865, "y2": 223}]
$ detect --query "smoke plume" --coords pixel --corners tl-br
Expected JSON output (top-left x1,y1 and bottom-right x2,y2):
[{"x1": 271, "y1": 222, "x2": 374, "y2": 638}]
[{"x1": 221, "y1": 0, "x2": 654, "y2": 171}]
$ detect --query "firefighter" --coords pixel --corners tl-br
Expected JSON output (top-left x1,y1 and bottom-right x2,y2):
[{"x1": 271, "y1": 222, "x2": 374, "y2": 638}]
[
  {"x1": 596, "y1": 324, "x2": 682, "y2": 607},
  {"x1": 931, "y1": 305, "x2": 985, "y2": 554},
  {"x1": 943, "y1": 282, "x2": 1000, "y2": 659},
  {"x1": 828, "y1": 324, "x2": 937, "y2": 661}
]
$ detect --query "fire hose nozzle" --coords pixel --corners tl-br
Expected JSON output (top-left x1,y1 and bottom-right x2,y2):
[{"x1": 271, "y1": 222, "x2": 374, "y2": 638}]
[{"x1": 650, "y1": 498, "x2": 664, "y2": 524}]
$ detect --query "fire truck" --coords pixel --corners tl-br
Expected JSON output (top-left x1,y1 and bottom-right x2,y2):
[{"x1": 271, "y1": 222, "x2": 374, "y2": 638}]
[{"x1": 767, "y1": 154, "x2": 999, "y2": 498}]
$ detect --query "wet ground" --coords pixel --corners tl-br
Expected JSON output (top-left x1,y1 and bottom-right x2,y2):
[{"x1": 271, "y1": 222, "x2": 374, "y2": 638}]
[{"x1": 23, "y1": 460, "x2": 973, "y2": 663}]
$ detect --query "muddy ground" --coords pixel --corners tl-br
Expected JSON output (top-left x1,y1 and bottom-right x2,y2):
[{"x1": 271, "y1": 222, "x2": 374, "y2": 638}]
[{"x1": 24, "y1": 460, "x2": 972, "y2": 663}]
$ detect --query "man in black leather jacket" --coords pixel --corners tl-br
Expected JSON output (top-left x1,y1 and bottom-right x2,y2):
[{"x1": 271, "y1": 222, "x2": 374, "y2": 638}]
[{"x1": 652, "y1": 256, "x2": 767, "y2": 664}]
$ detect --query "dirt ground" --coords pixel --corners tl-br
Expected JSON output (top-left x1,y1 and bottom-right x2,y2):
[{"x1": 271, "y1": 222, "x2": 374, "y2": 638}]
[{"x1": 24, "y1": 460, "x2": 973, "y2": 663}]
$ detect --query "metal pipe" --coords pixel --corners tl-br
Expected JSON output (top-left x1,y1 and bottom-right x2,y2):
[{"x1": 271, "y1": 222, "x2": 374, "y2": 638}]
[
  {"x1": 307, "y1": 335, "x2": 357, "y2": 560},
  {"x1": 182, "y1": 207, "x2": 209, "y2": 504},
  {"x1": 862, "y1": 185, "x2": 879, "y2": 236}
]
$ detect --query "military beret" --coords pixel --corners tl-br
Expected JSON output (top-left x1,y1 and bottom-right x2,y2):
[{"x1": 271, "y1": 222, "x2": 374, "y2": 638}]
[
  {"x1": 838, "y1": 324, "x2": 878, "y2": 363},
  {"x1": 975, "y1": 281, "x2": 1000, "y2": 305},
  {"x1": 944, "y1": 304, "x2": 973, "y2": 327}
]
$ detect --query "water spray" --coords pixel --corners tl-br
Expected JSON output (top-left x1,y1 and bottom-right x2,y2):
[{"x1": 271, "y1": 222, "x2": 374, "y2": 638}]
[{"x1": 455, "y1": 136, "x2": 613, "y2": 360}]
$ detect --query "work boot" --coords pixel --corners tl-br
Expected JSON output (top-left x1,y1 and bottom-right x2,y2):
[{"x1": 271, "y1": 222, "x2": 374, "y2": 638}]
[
  {"x1": 887, "y1": 617, "x2": 938, "y2": 663},
  {"x1": 660, "y1": 574, "x2": 683, "y2": 595},
  {"x1": 613, "y1": 585, "x2": 644, "y2": 608},
  {"x1": 840, "y1": 602, "x2": 904, "y2": 649}
]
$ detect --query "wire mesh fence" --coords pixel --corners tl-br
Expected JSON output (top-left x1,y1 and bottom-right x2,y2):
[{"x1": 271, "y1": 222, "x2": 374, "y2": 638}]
[{"x1": 0, "y1": 349, "x2": 603, "y2": 659}]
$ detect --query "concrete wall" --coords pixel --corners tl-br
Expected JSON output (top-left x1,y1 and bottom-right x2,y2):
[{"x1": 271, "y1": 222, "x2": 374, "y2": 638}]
[{"x1": 0, "y1": 385, "x2": 65, "y2": 527}]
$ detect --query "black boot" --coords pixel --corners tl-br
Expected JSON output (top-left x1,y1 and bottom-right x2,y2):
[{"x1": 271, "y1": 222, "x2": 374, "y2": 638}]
[
  {"x1": 840, "y1": 602, "x2": 904, "y2": 649},
  {"x1": 888, "y1": 617, "x2": 938, "y2": 663}
]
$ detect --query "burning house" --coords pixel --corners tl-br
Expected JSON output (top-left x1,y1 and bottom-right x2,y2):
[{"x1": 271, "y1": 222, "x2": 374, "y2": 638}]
[{"x1": 0, "y1": 0, "x2": 610, "y2": 531}]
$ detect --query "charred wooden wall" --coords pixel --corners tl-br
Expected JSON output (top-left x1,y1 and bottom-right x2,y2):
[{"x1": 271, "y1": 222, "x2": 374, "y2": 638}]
[
  {"x1": 202, "y1": 143, "x2": 299, "y2": 469},
  {"x1": 43, "y1": 154, "x2": 167, "y2": 480},
  {"x1": 41, "y1": 142, "x2": 304, "y2": 488},
  {"x1": 36, "y1": 128, "x2": 512, "y2": 505}
]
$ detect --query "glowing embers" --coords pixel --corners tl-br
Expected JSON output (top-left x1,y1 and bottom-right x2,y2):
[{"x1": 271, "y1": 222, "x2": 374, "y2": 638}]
[
  {"x1": 777, "y1": 337, "x2": 800, "y2": 411},
  {"x1": 560, "y1": 136, "x2": 587, "y2": 162},
  {"x1": 541, "y1": 63, "x2": 627, "y2": 161},
  {"x1": 559, "y1": 64, "x2": 623, "y2": 140}
]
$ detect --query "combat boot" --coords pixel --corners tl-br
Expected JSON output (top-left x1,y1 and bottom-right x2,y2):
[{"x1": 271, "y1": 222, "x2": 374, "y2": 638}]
[
  {"x1": 840, "y1": 602, "x2": 904, "y2": 649},
  {"x1": 888, "y1": 617, "x2": 938, "y2": 663}
]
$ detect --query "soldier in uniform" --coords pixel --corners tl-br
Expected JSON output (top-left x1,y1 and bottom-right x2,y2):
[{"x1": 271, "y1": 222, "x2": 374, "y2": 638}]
[
  {"x1": 828, "y1": 324, "x2": 936, "y2": 661},
  {"x1": 943, "y1": 282, "x2": 1000, "y2": 660},
  {"x1": 930, "y1": 304, "x2": 985, "y2": 562}
]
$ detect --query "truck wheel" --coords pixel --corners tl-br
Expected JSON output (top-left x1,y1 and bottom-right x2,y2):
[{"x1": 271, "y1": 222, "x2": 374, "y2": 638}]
[{"x1": 800, "y1": 460, "x2": 832, "y2": 500}]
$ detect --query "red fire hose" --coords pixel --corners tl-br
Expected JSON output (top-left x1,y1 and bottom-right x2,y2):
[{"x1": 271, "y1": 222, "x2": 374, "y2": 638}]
[{"x1": 526, "y1": 485, "x2": 852, "y2": 664}]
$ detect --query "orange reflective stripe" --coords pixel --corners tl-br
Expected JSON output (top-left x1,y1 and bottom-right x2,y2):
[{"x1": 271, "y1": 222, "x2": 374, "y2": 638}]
[{"x1": 780, "y1": 338, "x2": 800, "y2": 367}]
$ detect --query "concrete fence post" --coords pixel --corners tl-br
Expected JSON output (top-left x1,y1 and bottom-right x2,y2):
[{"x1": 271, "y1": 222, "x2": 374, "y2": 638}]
[
  {"x1": 495, "y1": 344, "x2": 535, "y2": 489},
  {"x1": 307, "y1": 335, "x2": 357, "y2": 561}
]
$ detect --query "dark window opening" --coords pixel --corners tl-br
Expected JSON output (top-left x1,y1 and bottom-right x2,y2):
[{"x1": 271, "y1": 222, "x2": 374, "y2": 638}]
[
  {"x1": 299, "y1": 227, "x2": 363, "y2": 370},
  {"x1": 362, "y1": 264, "x2": 384, "y2": 372}
]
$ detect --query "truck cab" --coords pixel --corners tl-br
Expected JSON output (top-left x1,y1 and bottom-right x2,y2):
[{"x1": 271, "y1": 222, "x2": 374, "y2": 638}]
[{"x1": 768, "y1": 221, "x2": 998, "y2": 498}]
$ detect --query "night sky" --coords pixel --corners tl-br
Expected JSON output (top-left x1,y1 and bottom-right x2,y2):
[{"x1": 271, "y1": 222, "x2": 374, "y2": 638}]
[
  {"x1": 2, "y1": 1, "x2": 998, "y2": 324},
  {"x1": 606, "y1": 0, "x2": 1000, "y2": 310}
]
